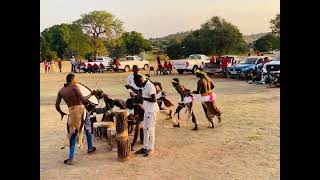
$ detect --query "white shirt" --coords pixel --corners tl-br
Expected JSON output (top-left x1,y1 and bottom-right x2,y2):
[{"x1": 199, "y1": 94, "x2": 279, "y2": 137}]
[
  {"x1": 142, "y1": 80, "x2": 159, "y2": 113},
  {"x1": 127, "y1": 74, "x2": 140, "y2": 91}
]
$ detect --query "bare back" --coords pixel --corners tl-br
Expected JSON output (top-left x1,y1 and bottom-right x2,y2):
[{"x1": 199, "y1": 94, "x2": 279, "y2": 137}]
[{"x1": 58, "y1": 84, "x2": 84, "y2": 107}]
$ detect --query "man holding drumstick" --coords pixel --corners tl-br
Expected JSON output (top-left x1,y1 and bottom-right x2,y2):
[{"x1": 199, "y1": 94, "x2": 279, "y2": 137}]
[
  {"x1": 55, "y1": 73, "x2": 97, "y2": 165},
  {"x1": 133, "y1": 75, "x2": 159, "y2": 157}
]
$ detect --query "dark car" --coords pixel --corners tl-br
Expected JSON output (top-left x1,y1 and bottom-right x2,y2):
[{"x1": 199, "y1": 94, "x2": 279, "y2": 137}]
[{"x1": 228, "y1": 56, "x2": 267, "y2": 79}]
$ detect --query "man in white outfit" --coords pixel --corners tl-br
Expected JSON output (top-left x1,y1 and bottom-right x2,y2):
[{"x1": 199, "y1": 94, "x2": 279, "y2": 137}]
[
  {"x1": 125, "y1": 65, "x2": 141, "y2": 97},
  {"x1": 133, "y1": 75, "x2": 159, "y2": 157}
]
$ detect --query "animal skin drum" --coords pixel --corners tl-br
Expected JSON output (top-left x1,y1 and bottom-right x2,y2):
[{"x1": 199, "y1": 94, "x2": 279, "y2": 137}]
[{"x1": 75, "y1": 83, "x2": 99, "y2": 112}]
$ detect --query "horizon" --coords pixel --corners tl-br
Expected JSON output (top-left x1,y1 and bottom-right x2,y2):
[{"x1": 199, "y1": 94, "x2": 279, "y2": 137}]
[{"x1": 40, "y1": 0, "x2": 280, "y2": 39}]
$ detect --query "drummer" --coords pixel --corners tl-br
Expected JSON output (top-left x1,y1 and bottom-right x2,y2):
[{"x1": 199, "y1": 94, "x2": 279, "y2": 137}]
[
  {"x1": 55, "y1": 73, "x2": 97, "y2": 165},
  {"x1": 125, "y1": 65, "x2": 142, "y2": 97}
]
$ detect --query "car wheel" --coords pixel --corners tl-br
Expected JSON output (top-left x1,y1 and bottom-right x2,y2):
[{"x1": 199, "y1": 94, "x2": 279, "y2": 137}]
[
  {"x1": 192, "y1": 66, "x2": 198, "y2": 74},
  {"x1": 143, "y1": 64, "x2": 149, "y2": 70},
  {"x1": 124, "y1": 66, "x2": 130, "y2": 72},
  {"x1": 177, "y1": 69, "x2": 184, "y2": 74}
]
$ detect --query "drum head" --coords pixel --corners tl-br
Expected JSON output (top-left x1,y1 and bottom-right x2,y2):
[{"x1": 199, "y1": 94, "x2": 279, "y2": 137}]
[{"x1": 76, "y1": 83, "x2": 99, "y2": 105}]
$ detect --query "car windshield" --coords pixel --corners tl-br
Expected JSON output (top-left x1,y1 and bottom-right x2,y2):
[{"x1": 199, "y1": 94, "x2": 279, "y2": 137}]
[
  {"x1": 239, "y1": 58, "x2": 257, "y2": 64},
  {"x1": 126, "y1": 57, "x2": 134, "y2": 60}
]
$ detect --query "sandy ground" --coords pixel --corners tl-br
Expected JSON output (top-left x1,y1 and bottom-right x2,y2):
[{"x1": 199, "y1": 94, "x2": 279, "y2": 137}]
[{"x1": 40, "y1": 62, "x2": 280, "y2": 180}]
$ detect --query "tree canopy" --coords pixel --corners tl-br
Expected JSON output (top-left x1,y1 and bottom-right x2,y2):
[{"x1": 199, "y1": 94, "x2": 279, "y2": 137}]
[
  {"x1": 74, "y1": 11, "x2": 123, "y2": 59},
  {"x1": 270, "y1": 14, "x2": 280, "y2": 36}
]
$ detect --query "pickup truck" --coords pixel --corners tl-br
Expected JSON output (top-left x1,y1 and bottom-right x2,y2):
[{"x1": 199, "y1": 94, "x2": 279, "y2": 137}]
[
  {"x1": 172, "y1": 54, "x2": 210, "y2": 74},
  {"x1": 80, "y1": 56, "x2": 114, "y2": 72},
  {"x1": 116, "y1": 56, "x2": 150, "y2": 72}
]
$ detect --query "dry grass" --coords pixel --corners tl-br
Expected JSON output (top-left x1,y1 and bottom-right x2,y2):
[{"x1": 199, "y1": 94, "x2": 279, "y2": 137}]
[{"x1": 40, "y1": 63, "x2": 279, "y2": 180}]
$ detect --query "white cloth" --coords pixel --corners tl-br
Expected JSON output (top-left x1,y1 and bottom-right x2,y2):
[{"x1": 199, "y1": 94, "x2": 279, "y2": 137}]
[
  {"x1": 143, "y1": 112, "x2": 157, "y2": 150},
  {"x1": 127, "y1": 74, "x2": 140, "y2": 95},
  {"x1": 194, "y1": 92, "x2": 217, "y2": 103},
  {"x1": 180, "y1": 96, "x2": 194, "y2": 104},
  {"x1": 142, "y1": 80, "x2": 159, "y2": 113},
  {"x1": 70, "y1": 58, "x2": 76, "y2": 66}
]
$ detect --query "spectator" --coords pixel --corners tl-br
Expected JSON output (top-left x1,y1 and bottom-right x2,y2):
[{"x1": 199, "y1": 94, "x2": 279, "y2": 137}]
[
  {"x1": 167, "y1": 61, "x2": 173, "y2": 74},
  {"x1": 199, "y1": 62, "x2": 204, "y2": 70},
  {"x1": 70, "y1": 56, "x2": 76, "y2": 72},
  {"x1": 58, "y1": 58, "x2": 62, "y2": 72},
  {"x1": 210, "y1": 56, "x2": 215, "y2": 64},
  {"x1": 44, "y1": 60, "x2": 48, "y2": 73},
  {"x1": 113, "y1": 57, "x2": 120, "y2": 71},
  {"x1": 157, "y1": 63, "x2": 163, "y2": 75},
  {"x1": 163, "y1": 61, "x2": 169, "y2": 75},
  {"x1": 262, "y1": 57, "x2": 269, "y2": 65},
  {"x1": 157, "y1": 55, "x2": 161, "y2": 65},
  {"x1": 248, "y1": 52, "x2": 251, "y2": 56},
  {"x1": 47, "y1": 60, "x2": 52, "y2": 73}
]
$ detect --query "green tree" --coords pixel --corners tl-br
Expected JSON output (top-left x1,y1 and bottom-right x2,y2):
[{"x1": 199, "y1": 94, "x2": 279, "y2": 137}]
[
  {"x1": 41, "y1": 23, "x2": 92, "y2": 59},
  {"x1": 121, "y1": 31, "x2": 150, "y2": 55},
  {"x1": 74, "y1": 11, "x2": 123, "y2": 59},
  {"x1": 166, "y1": 38, "x2": 185, "y2": 59},
  {"x1": 254, "y1": 33, "x2": 280, "y2": 52},
  {"x1": 270, "y1": 14, "x2": 280, "y2": 36},
  {"x1": 200, "y1": 16, "x2": 247, "y2": 55}
]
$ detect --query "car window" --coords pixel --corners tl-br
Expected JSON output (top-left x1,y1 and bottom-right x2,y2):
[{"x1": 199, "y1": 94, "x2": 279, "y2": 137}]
[
  {"x1": 190, "y1": 55, "x2": 195, "y2": 59},
  {"x1": 239, "y1": 58, "x2": 257, "y2": 64},
  {"x1": 126, "y1": 57, "x2": 134, "y2": 60}
]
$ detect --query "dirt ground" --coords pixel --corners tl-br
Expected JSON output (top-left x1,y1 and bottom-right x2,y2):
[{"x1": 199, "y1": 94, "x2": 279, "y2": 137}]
[{"x1": 40, "y1": 62, "x2": 280, "y2": 180}]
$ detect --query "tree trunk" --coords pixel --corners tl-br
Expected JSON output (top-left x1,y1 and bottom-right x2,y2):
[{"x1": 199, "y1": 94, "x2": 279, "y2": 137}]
[{"x1": 115, "y1": 110, "x2": 130, "y2": 161}]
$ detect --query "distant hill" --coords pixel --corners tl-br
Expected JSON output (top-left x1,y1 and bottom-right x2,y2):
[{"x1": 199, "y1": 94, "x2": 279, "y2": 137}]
[
  {"x1": 149, "y1": 31, "x2": 191, "y2": 42},
  {"x1": 243, "y1": 33, "x2": 268, "y2": 44},
  {"x1": 149, "y1": 31, "x2": 268, "y2": 50}
]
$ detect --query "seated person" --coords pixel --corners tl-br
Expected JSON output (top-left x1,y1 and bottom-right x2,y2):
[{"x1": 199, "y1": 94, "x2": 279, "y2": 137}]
[
  {"x1": 126, "y1": 98, "x2": 144, "y2": 150},
  {"x1": 156, "y1": 63, "x2": 163, "y2": 75},
  {"x1": 162, "y1": 61, "x2": 169, "y2": 75}
]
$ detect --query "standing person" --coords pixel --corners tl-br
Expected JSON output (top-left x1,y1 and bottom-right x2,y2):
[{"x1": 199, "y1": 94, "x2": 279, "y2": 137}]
[
  {"x1": 167, "y1": 61, "x2": 173, "y2": 74},
  {"x1": 193, "y1": 70, "x2": 222, "y2": 129},
  {"x1": 171, "y1": 78, "x2": 197, "y2": 130},
  {"x1": 248, "y1": 52, "x2": 251, "y2": 56},
  {"x1": 133, "y1": 75, "x2": 159, "y2": 157},
  {"x1": 58, "y1": 58, "x2": 62, "y2": 72},
  {"x1": 47, "y1": 59, "x2": 52, "y2": 73},
  {"x1": 199, "y1": 62, "x2": 204, "y2": 70},
  {"x1": 44, "y1": 60, "x2": 48, "y2": 73},
  {"x1": 50, "y1": 59, "x2": 56, "y2": 73},
  {"x1": 70, "y1": 56, "x2": 76, "y2": 72},
  {"x1": 55, "y1": 74, "x2": 97, "y2": 165},
  {"x1": 125, "y1": 65, "x2": 141, "y2": 97}
]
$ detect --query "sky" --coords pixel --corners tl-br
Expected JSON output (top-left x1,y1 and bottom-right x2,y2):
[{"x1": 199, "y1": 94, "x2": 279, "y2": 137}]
[{"x1": 40, "y1": 0, "x2": 280, "y2": 39}]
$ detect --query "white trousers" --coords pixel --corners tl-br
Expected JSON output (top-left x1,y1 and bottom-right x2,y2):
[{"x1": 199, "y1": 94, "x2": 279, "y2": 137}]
[{"x1": 143, "y1": 112, "x2": 157, "y2": 150}]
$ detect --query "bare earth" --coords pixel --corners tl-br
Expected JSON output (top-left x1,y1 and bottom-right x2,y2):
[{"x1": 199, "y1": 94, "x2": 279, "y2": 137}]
[{"x1": 40, "y1": 62, "x2": 280, "y2": 180}]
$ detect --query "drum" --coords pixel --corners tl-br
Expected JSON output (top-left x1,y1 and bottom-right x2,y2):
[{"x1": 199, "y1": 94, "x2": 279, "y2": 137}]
[{"x1": 76, "y1": 83, "x2": 99, "y2": 112}]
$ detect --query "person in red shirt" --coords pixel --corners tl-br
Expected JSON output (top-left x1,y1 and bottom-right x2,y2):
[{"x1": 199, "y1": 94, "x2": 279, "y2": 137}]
[
  {"x1": 210, "y1": 56, "x2": 215, "y2": 64},
  {"x1": 221, "y1": 56, "x2": 229, "y2": 76},
  {"x1": 44, "y1": 60, "x2": 48, "y2": 73},
  {"x1": 167, "y1": 61, "x2": 173, "y2": 74},
  {"x1": 157, "y1": 61, "x2": 163, "y2": 75}
]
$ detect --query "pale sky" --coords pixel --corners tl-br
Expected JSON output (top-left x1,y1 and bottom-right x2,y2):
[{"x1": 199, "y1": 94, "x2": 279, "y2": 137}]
[{"x1": 40, "y1": 0, "x2": 280, "y2": 39}]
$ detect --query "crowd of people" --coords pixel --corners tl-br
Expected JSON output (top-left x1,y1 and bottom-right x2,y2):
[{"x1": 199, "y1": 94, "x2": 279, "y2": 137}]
[
  {"x1": 55, "y1": 64, "x2": 222, "y2": 165},
  {"x1": 156, "y1": 55, "x2": 173, "y2": 75}
]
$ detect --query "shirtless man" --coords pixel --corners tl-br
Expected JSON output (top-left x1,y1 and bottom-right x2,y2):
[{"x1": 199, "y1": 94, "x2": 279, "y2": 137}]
[
  {"x1": 193, "y1": 70, "x2": 222, "y2": 129},
  {"x1": 55, "y1": 73, "x2": 97, "y2": 165}
]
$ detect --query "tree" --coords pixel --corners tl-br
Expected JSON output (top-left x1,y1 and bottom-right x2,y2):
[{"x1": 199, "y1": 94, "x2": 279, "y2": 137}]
[
  {"x1": 166, "y1": 38, "x2": 185, "y2": 59},
  {"x1": 200, "y1": 16, "x2": 247, "y2": 55},
  {"x1": 41, "y1": 23, "x2": 92, "y2": 59},
  {"x1": 74, "y1": 11, "x2": 123, "y2": 59},
  {"x1": 254, "y1": 33, "x2": 279, "y2": 52},
  {"x1": 121, "y1": 31, "x2": 150, "y2": 55},
  {"x1": 270, "y1": 14, "x2": 280, "y2": 36}
]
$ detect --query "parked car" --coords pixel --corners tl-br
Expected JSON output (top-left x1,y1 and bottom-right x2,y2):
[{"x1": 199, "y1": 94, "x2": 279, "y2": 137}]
[
  {"x1": 172, "y1": 54, "x2": 210, "y2": 74},
  {"x1": 116, "y1": 55, "x2": 150, "y2": 72},
  {"x1": 228, "y1": 56, "x2": 269, "y2": 79},
  {"x1": 80, "y1": 56, "x2": 113, "y2": 72},
  {"x1": 262, "y1": 54, "x2": 280, "y2": 81}
]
